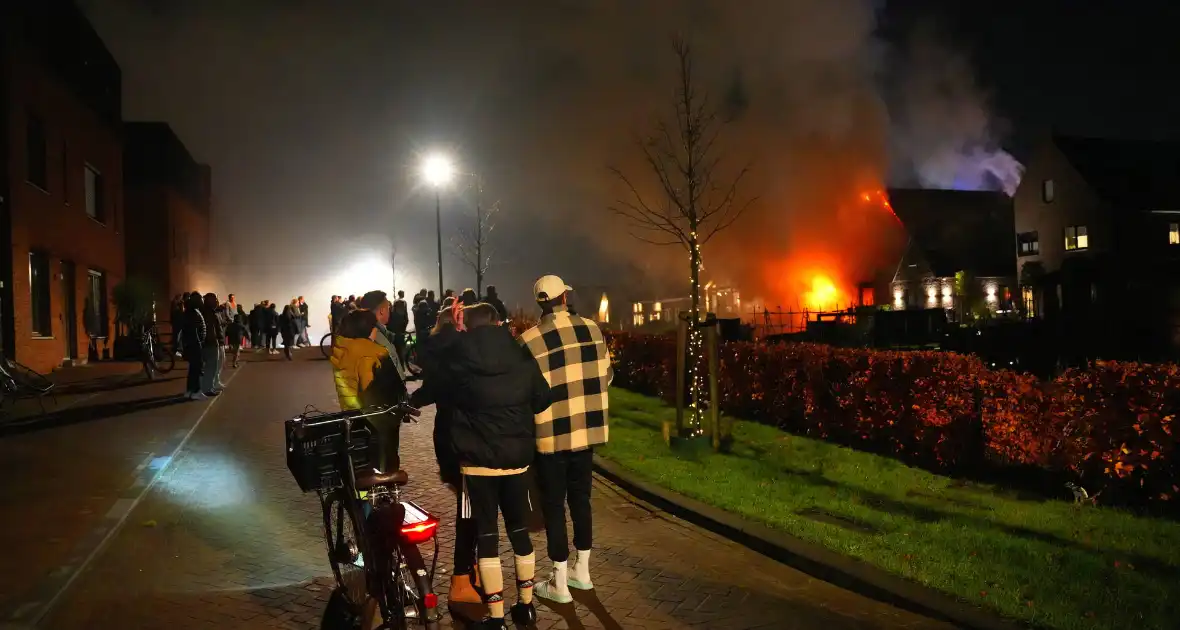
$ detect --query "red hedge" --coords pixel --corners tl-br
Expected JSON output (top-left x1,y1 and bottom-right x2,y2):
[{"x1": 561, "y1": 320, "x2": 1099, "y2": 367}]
[{"x1": 607, "y1": 332, "x2": 1180, "y2": 507}]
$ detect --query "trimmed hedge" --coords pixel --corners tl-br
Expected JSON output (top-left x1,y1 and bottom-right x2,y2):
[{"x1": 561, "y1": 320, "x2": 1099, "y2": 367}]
[{"x1": 606, "y1": 332, "x2": 1180, "y2": 508}]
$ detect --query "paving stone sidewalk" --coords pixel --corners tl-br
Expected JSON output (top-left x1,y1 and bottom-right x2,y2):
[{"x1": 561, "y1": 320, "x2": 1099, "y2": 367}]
[{"x1": 42, "y1": 359, "x2": 952, "y2": 629}]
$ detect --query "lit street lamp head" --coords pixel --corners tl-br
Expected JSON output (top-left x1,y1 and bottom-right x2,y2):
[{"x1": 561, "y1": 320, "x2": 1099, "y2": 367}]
[{"x1": 421, "y1": 154, "x2": 455, "y2": 187}]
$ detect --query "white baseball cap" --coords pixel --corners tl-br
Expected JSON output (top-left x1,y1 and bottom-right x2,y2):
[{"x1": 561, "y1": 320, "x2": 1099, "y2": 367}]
[{"x1": 533, "y1": 275, "x2": 572, "y2": 301}]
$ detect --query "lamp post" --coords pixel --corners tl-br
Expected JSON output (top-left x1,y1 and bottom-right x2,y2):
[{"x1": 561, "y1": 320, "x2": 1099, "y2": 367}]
[{"x1": 421, "y1": 154, "x2": 455, "y2": 297}]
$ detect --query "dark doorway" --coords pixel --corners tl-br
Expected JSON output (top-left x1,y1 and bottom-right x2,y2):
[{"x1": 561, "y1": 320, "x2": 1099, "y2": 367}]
[{"x1": 63, "y1": 261, "x2": 78, "y2": 362}]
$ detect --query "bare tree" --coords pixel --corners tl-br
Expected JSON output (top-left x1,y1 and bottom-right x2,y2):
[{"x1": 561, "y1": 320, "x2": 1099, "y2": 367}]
[
  {"x1": 454, "y1": 178, "x2": 499, "y2": 297},
  {"x1": 609, "y1": 36, "x2": 754, "y2": 323},
  {"x1": 608, "y1": 36, "x2": 754, "y2": 430}
]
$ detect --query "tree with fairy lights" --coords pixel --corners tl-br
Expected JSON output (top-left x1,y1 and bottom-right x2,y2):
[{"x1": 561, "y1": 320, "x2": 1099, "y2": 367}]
[{"x1": 608, "y1": 36, "x2": 754, "y2": 434}]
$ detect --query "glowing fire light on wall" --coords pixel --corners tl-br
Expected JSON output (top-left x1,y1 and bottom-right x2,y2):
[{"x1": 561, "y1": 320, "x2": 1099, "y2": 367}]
[{"x1": 803, "y1": 275, "x2": 840, "y2": 311}]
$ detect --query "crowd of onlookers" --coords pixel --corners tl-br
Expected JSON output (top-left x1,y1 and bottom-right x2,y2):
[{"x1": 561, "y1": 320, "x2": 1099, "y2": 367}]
[
  {"x1": 326, "y1": 277, "x2": 609, "y2": 629},
  {"x1": 169, "y1": 292, "x2": 312, "y2": 400}
]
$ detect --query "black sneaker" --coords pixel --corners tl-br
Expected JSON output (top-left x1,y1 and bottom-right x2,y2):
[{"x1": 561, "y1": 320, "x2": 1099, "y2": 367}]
[
  {"x1": 510, "y1": 602, "x2": 536, "y2": 625},
  {"x1": 472, "y1": 617, "x2": 507, "y2": 630},
  {"x1": 203, "y1": 390, "x2": 221, "y2": 397}
]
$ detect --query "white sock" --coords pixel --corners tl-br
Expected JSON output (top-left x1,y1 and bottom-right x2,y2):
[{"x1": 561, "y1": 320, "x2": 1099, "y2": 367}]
[
  {"x1": 571, "y1": 549, "x2": 592, "y2": 587},
  {"x1": 548, "y1": 560, "x2": 571, "y2": 597}
]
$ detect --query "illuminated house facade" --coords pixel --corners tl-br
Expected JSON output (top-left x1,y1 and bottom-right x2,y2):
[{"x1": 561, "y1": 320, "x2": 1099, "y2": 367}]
[
  {"x1": 886, "y1": 189, "x2": 1017, "y2": 318},
  {"x1": 630, "y1": 284, "x2": 741, "y2": 329},
  {"x1": 1013, "y1": 134, "x2": 1180, "y2": 357}
]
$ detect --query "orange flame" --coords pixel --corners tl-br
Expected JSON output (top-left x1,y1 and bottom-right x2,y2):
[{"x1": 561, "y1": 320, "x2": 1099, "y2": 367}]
[{"x1": 756, "y1": 188, "x2": 902, "y2": 322}]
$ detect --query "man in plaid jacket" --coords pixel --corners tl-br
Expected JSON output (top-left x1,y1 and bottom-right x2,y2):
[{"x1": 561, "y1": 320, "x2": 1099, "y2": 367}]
[{"x1": 517, "y1": 275, "x2": 612, "y2": 604}]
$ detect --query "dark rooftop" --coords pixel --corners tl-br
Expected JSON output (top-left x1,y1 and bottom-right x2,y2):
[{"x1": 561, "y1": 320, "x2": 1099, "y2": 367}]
[
  {"x1": 886, "y1": 188, "x2": 1016, "y2": 278},
  {"x1": 1052, "y1": 134, "x2": 1180, "y2": 210}
]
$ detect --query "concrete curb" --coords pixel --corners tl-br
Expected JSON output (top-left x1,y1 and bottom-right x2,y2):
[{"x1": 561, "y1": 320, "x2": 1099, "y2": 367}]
[{"x1": 592, "y1": 454, "x2": 1025, "y2": 630}]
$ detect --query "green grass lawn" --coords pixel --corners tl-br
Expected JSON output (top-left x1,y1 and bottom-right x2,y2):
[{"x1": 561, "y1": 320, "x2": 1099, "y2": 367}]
[{"x1": 599, "y1": 388, "x2": 1180, "y2": 630}]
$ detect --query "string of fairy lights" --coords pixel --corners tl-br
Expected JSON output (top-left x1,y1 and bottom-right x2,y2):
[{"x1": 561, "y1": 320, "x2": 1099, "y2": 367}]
[{"x1": 686, "y1": 233, "x2": 705, "y2": 437}]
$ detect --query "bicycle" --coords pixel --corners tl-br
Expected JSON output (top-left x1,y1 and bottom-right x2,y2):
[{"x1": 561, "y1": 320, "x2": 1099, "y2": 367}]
[
  {"x1": 320, "y1": 331, "x2": 335, "y2": 359},
  {"x1": 0, "y1": 352, "x2": 56, "y2": 413},
  {"x1": 141, "y1": 324, "x2": 175, "y2": 378},
  {"x1": 286, "y1": 403, "x2": 442, "y2": 629}
]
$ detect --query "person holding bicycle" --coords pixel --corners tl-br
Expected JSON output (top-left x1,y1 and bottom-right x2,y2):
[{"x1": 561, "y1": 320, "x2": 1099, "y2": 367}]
[
  {"x1": 329, "y1": 309, "x2": 408, "y2": 473},
  {"x1": 428, "y1": 303, "x2": 552, "y2": 629}
]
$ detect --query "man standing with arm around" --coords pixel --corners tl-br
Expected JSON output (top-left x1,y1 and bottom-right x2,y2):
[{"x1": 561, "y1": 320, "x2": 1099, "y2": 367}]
[{"x1": 517, "y1": 275, "x2": 612, "y2": 604}]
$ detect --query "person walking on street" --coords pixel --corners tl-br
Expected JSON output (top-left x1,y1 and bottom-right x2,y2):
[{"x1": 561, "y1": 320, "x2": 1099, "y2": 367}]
[
  {"x1": 249, "y1": 302, "x2": 265, "y2": 351},
  {"x1": 200, "y1": 293, "x2": 225, "y2": 397},
  {"x1": 484, "y1": 285, "x2": 508, "y2": 322},
  {"x1": 180, "y1": 292, "x2": 207, "y2": 400},
  {"x1": 227, "y1": 315, "x2": 249, "y2": 368},
  {"x1": 298, "y1": 296, "x2": 310, "y2": 347},
  {"x1": 265, "y1": 302, "x2": 280, "y2": 354},
  {"x1": 518, "y1": 275, "x2": 612, "y2": 604},
  {"x1": 390, "y1": 290, "x2": 410, "y2": 363},
  {"x1": 281, "y1": 299, "x2": 299, "y2": 360},
  {"x1": 417, "y1": 304, "x2": 551, "y2": 628}
]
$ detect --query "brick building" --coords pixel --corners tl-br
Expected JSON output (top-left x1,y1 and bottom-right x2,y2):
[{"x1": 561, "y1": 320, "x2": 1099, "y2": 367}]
[
  {"x1": 123, "y1": 122, "x2": 211, "y2": 323},
  {"x1": 0, "y1": 0, "x2": 125, "y2": 373}
]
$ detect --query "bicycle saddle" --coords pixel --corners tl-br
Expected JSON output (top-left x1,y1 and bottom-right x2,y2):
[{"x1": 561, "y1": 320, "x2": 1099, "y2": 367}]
[{"x1": 356, "y1": 468, "x2": 409, "y2": 490}]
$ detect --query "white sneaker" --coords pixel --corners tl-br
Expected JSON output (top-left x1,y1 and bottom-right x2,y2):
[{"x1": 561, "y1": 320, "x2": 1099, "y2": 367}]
[
  {"x1": 189, "y1": 392, "x2": 208, "y2": 400},
  {"x1": 534, "y1": 561, "x2": 572, "y2": 604},
  {"x1": 569, "y1": 550, "x2": 593, "y2": 590}
]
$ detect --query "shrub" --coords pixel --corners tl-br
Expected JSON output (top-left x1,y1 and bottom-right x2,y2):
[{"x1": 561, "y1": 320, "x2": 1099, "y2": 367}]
[{"x1": 606, "y1": 332, "x2": 1180, "y2": 507}]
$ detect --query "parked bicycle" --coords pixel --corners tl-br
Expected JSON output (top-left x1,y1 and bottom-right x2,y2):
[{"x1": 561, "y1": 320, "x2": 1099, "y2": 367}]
[
  {"x1": 140, "y1": 323, "x2": 175, "y2": 378},
  {"x1": 0, "y1": 352, "x2": 55, "y2": 412},
  {"x1": 286, "y1": 403, "x2": 441, "y2": 629}
]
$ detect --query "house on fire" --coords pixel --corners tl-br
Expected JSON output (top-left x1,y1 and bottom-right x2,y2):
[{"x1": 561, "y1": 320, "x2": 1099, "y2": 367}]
[
  {"x1": 886, "y1": 188, "x2": 1017, "y2": 318},
  {"x1": 1013, "y1": 134, "x2": 1180, "y2": 358}
]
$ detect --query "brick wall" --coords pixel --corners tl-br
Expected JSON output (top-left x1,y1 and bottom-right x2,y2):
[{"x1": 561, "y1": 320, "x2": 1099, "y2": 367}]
[{"x1": 4, "y1": 45, "x2": 124, "y2": 374}]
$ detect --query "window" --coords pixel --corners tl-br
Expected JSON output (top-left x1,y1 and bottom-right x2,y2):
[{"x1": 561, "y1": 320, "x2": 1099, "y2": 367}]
[
  {"x1": 26, "y1": 113, "x2": 48, "y2": 190},
  {"x1": 29, "y1": 252, "x2": 52, "y2": 337},
  {"x1": 85, "y1": 165, "x2": 104, "y2": 221},
  {"x1": 1042, "y1": 179, "x2": 1055, "y2": 203},
  {"x1": 1065, "y1": 225, "x2": 1088, "y2": 251},
  {"x1": 1017, "y1": 231, "x2": 1040, "y2": 256},
  {"x1": 86, "y1": 270, "x2": 108, "y2": 337},
  {"x1": 1170, "y1": 222, "x2": 1179, "y2": 245}
]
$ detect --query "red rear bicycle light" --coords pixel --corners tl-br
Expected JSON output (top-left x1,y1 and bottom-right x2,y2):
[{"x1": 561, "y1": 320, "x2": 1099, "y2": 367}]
[
  {"x1": 424, "y1": 593, "x2": 438, "y2": 609},
  {"x1": 399, "y1": 518, "x2": 439, "y2": 544},
  {"x1": 399, "y1": 500, "x2": 439, "y2": 545}
]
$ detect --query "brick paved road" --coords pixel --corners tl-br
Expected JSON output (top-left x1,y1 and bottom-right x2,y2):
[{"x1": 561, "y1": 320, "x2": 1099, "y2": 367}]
[{"x1": 32, "y1": 357, "x2": 952, "y2": 629}]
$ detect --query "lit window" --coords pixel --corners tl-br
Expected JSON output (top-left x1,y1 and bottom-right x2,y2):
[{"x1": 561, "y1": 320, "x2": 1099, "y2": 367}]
[
  {"x1": 1064, "y1": 225, "x2": 1088, "y2": 251},
  {"x1": 1042, "y1": 179, "x2": 1055, "y2": 203},
  {"x1": 1170, "y1": 222, "x2": 1179, "y2": 245},
  {"x1": 1022, "y1": 286, "x2": 1036, "y2": 318},
  {"x1": 1017, "y1": 231, "x2": 1039, "y2": 256}
]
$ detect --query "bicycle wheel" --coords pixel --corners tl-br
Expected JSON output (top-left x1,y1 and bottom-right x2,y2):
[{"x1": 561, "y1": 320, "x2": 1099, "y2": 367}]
[
  {"x1": 152, "y1": 340, "x2": 176, "y2": 373},
  {"x1": 320, "y1": 332, "x2": 334, "y2": 359},
  {"x1": 8, "y1": 361, "x2": 53, "y2": 394},
  {"x1": 322, "y1": 492, "x2": 369, "y2": 608}
]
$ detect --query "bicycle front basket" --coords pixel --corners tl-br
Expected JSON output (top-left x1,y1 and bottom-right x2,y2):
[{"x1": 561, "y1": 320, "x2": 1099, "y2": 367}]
[{"x1": 285, "y1": 411, "x2": 377, "y2": 493}]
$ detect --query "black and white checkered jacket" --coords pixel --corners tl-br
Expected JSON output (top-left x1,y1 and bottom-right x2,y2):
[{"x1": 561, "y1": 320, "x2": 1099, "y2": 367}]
[{"x1": 518, "y1": 308, "x2": 612, "y2": 454}]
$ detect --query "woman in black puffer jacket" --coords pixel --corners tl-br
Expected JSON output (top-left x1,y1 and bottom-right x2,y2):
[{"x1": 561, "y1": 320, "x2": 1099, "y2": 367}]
[
  {"x1": 440, "y1": 303, "x2": 551, "y2": 628},
  {"x1": 180, "y1": 292, "x2": 206, "y2": 400}
]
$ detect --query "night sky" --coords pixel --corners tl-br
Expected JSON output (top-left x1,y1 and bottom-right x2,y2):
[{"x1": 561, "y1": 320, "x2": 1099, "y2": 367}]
[{"x1": 76, "y1": 0, "x2": 1180, "y2": 334}]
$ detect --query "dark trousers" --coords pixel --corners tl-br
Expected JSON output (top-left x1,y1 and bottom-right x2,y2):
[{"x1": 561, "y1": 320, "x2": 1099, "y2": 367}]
[
  {"x1": 266, "y1": 330, "x2": 277, "y2": 350},
  {"x1": 464, "y1": 473, "x2": 534, "y2": 559},
  {"x1": 454, "y1": 491, "x2": 478, "y2": 574},
  {"x1": 534, "y1": 449, "x2": 594, "y2": 562},
  {"x1": 184, "y1": 347, "x2": 203, "y2": 394}
]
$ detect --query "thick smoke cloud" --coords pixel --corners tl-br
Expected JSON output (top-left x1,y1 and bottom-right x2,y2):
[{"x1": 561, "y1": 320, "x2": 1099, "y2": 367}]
[{"x1": 80, "y1": 0, "x2": 1018, "y2": 328}]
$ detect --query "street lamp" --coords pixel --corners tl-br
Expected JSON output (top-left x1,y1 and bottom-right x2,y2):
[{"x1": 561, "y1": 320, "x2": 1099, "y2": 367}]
[{"x1": 421, "y1": 154, "x2": 454, "y2": 297}]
